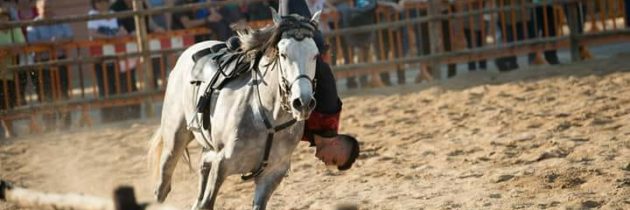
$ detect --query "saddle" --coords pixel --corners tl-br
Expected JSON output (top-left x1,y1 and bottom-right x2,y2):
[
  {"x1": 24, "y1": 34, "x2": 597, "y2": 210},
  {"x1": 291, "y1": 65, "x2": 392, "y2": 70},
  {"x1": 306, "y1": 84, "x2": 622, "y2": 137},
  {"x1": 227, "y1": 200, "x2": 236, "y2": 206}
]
[{"x1": 189, "y1": 37, "x2": 256, "y2": 131}]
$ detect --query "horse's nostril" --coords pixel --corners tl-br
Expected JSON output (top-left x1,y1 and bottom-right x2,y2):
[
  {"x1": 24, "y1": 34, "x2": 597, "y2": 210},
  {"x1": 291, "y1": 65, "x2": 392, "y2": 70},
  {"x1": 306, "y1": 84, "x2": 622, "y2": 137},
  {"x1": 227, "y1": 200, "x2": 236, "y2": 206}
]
[
  {"x1": 292, "y1": 98, "x2": 302, "y2": 109},
  {"x1": 308, "y1": 98, "x2": 316, "y2": 109}
]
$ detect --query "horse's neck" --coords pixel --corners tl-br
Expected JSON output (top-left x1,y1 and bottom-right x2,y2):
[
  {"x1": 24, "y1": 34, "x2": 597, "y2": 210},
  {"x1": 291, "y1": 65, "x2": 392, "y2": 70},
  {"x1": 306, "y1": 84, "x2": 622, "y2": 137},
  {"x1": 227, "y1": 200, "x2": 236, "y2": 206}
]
[{"x1": 255, "y1": 57, "x2": 291, "y2": 121}]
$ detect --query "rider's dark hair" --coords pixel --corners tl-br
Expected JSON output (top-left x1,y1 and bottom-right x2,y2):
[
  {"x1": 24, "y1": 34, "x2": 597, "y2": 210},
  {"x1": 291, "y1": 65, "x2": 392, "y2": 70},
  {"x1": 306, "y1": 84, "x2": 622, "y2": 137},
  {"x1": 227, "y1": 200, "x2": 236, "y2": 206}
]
[{"x1": 337, "y1": 135, "x2": 360, "y2": 171}]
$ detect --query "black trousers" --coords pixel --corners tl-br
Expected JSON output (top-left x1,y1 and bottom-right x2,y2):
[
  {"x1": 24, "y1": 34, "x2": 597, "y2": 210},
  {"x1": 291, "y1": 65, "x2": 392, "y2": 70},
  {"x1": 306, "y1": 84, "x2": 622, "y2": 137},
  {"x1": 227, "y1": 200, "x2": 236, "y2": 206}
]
[
  {"x1": 464, "y1": 29, "x2": 487, "y2": 71},
  {"x1": 528, "y1": 5, "x2": 560, "y2": 65},
  {"x1": 495, "y1": 22, "x2": 528, "y2": 71}
]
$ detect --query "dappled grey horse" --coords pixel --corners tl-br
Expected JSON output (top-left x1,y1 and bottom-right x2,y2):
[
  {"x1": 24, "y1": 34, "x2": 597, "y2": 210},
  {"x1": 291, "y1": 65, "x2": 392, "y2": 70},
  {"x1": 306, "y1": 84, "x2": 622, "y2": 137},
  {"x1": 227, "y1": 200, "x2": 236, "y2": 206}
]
[{"x1": 147, "y1": 8, "x2": 323, "y2": 210}]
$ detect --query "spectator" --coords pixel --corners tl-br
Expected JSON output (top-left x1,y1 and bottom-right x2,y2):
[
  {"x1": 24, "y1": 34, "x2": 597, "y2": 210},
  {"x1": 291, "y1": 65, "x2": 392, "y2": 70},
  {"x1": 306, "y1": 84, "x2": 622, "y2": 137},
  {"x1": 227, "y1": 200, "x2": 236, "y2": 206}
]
[
  {"x1": 141, "y1": 0, "x2": 173, "y2": 90},
  {"x1": 111, "y1": 0, "x2": 165, "y2": 33},
  {"x1": 494, "y1": 0, "x2": 531, "y2": 72},
  {"x1": 171, "y1": 0, "x2": 222, "y2": 41},
  {"x1": 27, "y1": 0, "x2": 73, "y2": 130},
  {"x1": 458, "y1": 0, "x2": 487, "y2": 71},
  {"x1": 244, "y1": 0, "x2": 277, "y2": 21},
  {"x1": 14, "y1": 0, "x2": 37, "y2": 102},
  {"x1": 527, "y1": 0, "x2": 559, "y2": 65},
  {"x1": 332, "y1": 0, "x2": 377, "y2": 88},
  {"x1": 195, "y1": 0, "x2": 244, "y2": 41},
  {"x1": 562, "y1": 1, "x2": 591, "y2": 60},
  {"x1": 1, "y1": 0, "x2": 18, "y2": 20},
  {"x1": 0, "y1": 6, "x2": 25, "y2": 138},
  {"x1": 88, "y1": 0, "x2": 134, "y2": 123},
  {"x1": 15, "y1": 0, "x2": 37, "y2": 36},
  {"x1": 373, "y1": 0, "x2": 405, "y2": 85},
  {"x1": 399, "y1": 0, "x2": 456, "y2": 78},
  {"x1": 111, "y1": 0, "x2": 170, "y2": 91},
  {"x1": 110, "y1": 0, "x2": 165, "y2": 119},
  {"x1": 398, "y1": 0, "x2": 430, "y2": 83}
]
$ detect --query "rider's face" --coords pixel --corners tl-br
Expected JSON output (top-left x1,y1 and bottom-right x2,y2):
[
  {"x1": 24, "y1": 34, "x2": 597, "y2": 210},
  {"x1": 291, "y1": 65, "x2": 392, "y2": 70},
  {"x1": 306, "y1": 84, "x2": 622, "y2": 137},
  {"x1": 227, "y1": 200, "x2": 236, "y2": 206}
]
[{"x1": 315, "y1": 137, "x2": 351, "y2": 167}]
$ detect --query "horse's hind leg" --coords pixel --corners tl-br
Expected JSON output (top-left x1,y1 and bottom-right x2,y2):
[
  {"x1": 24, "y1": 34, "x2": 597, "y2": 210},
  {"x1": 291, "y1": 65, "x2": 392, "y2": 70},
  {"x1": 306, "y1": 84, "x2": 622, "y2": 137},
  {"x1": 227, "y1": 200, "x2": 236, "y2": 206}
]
[
  {"x1": 195, "y1": 151, "x2": 226, "y2": 210},
  {"x1": 252, "y1": 163, "x2": 290, "y2": 210},
  {"x1": 155, "y1": 119, "x2": 192, "y2": 202}
]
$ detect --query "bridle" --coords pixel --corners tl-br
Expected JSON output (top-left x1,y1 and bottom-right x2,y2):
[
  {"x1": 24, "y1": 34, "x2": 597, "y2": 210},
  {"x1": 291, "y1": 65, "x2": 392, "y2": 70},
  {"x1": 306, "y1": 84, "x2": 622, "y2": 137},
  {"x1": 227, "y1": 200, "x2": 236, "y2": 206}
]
[
  {"x1": 242, "y1": 15, "x2": 319, "y2": 181},
  {"x1": 273, "y1": 15, "x2": 318, "y2": 111},
  {"x1": 277, "y1": 61, "x2": 316, "y2": 111}
]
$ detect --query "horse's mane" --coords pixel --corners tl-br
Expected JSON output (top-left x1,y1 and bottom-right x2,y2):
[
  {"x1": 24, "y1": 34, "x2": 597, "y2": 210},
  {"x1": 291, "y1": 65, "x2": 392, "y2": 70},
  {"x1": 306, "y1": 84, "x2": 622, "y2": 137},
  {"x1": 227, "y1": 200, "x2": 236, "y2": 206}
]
[
  {"x1": 236, "y1": 24, "x2": 282, "y2": 60},
  {"x1": 235, "y1": 14, "x2": 317, "y2": 62}
]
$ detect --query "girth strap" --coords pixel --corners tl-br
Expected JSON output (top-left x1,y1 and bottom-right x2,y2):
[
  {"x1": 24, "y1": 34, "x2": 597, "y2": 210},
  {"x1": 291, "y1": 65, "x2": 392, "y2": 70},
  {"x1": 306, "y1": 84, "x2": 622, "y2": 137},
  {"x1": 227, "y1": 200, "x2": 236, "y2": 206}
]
[{"x1": 240, "y1": 119, "x2": 296, "y2": 181}]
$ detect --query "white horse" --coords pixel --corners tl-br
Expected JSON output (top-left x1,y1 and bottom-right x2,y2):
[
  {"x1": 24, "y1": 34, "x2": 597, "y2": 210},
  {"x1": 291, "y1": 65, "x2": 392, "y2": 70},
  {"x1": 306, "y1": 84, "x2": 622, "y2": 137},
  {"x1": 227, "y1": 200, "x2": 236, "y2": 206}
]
[{"x1": 148, "y1": 8, "x2": 322, "y2": 210}]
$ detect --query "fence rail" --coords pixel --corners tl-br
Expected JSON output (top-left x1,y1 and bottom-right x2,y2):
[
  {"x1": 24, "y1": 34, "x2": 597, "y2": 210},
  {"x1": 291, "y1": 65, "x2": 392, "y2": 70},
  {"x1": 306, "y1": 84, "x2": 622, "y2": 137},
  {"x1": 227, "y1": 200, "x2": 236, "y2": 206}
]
[{"x1": 0, "y1": 0, "x2": 629, "y2": 135}]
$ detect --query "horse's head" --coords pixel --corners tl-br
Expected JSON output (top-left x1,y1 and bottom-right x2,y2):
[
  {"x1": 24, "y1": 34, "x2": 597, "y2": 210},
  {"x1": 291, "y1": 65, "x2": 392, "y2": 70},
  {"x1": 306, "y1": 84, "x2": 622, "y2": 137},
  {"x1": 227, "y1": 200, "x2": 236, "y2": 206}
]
[{"x1": 270, "y1": 9, "x2": 321, "y2": 121}]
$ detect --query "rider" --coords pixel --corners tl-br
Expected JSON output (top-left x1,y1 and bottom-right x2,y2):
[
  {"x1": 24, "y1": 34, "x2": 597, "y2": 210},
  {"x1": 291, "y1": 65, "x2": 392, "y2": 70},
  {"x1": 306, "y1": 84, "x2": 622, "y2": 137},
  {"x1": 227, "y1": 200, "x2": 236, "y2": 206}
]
[{"x1": 283, "y1": 0, "x2": 359, "y2": 170}]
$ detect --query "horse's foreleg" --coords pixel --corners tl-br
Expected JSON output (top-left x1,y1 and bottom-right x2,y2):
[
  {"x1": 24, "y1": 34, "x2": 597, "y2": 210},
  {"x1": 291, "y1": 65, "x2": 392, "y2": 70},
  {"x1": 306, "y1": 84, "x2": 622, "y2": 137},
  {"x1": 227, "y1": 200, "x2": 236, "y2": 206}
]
[
  {"x1": 155, "y1": 120, "x2": 192, "y2": 202},
  {"x1": 196, "y1": 152, "x2": 226, "y2": 210},
  {"x1": 252, "y1": 164, "x2": 290, "y2": 210},
  {"x1": 193, "y1": 150, "x2": 216, "y2": 209}
]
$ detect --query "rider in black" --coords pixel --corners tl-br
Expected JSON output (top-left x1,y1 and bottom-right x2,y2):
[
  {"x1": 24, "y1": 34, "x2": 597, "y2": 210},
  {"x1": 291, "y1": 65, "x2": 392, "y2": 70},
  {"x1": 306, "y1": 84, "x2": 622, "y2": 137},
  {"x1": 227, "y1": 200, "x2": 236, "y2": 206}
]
[{"x1": 284, "y1": 0, "x2": 359, "y2": 171}]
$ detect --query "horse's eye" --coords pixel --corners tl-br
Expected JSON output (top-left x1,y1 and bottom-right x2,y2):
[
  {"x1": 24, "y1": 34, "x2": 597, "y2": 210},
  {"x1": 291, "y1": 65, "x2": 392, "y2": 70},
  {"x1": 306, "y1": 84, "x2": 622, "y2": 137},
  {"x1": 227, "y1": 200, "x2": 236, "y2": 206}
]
[{"x1": 280, "y1": 54, "x2": 287, "y2": 59}]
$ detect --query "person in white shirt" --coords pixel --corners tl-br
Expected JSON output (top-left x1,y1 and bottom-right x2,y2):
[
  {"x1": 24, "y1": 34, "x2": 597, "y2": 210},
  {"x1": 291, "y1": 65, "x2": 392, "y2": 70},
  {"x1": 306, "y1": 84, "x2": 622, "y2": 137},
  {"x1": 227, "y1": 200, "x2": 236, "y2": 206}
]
[{"x1": 88, "y1": 0, "x2": 139, "y2": 122}]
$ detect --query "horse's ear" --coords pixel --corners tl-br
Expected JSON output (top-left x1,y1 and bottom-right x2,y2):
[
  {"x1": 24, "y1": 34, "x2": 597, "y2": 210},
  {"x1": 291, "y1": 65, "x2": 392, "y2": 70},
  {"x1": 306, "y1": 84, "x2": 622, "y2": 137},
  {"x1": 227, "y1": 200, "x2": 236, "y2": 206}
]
[
  {"x1": 311, "y1": 10, "x2": 322, "y2": 25},
  {"x1": 271, "y1": 7, "x2": 281, "y2": 25}
]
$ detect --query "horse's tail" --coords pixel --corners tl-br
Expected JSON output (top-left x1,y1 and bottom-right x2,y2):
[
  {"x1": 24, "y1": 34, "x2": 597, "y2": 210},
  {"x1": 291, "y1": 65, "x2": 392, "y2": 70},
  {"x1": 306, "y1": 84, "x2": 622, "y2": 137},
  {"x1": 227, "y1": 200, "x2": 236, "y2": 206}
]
[{"x1": 148, "y1": 125, "x2": 164, "y2": 182}]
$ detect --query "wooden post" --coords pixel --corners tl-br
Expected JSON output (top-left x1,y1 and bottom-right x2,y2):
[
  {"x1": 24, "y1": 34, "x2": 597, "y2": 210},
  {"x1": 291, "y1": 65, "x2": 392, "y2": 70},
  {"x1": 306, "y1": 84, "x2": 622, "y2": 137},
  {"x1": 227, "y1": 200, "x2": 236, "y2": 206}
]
[
  {"x1": 113, "y1": 186, "x2": 140, "y2": 210},
  {"x1": 132, "y1": 0, "x2": 155, "y2": 118},
  {"x1": 428, "y1": 0, "x2": 444, "y2": 79},
  {"x1": 565, "y1": 2, "x2": 582, "y2": 62}
]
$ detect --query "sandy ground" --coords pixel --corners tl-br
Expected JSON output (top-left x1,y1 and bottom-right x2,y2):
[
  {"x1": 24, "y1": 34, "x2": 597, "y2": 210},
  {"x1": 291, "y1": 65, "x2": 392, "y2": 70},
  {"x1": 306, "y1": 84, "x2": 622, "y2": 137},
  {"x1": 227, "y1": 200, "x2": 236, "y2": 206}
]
[{"x1": 2, "y1": 55, "x2": 630, "y2": 210}]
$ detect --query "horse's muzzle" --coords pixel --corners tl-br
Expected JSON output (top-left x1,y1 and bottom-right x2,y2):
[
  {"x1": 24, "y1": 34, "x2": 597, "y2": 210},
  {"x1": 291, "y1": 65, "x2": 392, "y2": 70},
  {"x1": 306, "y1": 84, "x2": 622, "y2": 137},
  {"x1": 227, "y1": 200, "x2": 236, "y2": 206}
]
[{"x1": 291, "y1": 96, "x2": 316, "y2": 121}]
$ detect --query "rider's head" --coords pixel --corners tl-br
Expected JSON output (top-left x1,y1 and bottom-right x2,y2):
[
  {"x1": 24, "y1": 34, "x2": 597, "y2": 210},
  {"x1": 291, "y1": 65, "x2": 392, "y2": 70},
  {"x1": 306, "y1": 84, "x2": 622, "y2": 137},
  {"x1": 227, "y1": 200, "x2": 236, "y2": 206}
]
[{"x1": 315, "y1": 135, "x2": 360, "y2": 171}]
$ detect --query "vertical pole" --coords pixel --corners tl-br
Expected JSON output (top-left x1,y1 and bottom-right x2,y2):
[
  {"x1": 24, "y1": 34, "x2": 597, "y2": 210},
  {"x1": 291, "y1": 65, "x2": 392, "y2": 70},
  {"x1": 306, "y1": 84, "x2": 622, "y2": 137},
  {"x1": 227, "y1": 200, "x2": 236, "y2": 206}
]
[
  {"x1": 428, "y1": 0, "x2": 444, "y2": 79},
  {"x1": 132, "y1": 0, "x2": 155, "y2": 118},
  {"x1": 566, "y1": 2, "x2": 581, "y2": 62},
  {"x1": 113, "y1": 186, "x2": 141, "y2": 210}
]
